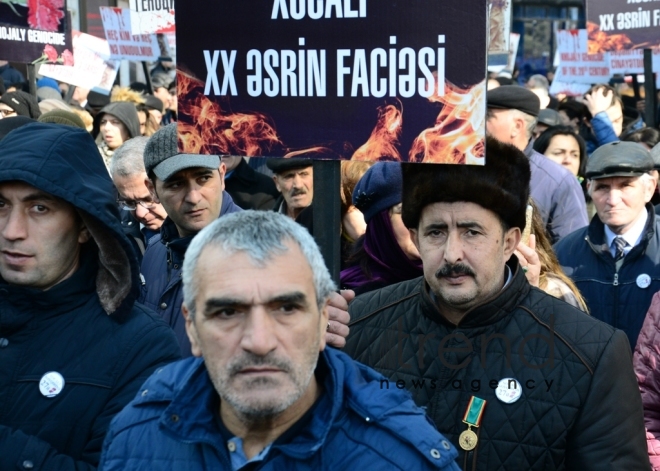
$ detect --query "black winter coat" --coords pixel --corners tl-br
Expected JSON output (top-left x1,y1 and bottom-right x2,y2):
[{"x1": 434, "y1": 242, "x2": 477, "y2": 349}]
[
  {"x1": 0, "y1": 123, "x2": 181, "y2": 470},
  {"x1": 344, "y1": 260, "x2": 649, "y2": 470}
]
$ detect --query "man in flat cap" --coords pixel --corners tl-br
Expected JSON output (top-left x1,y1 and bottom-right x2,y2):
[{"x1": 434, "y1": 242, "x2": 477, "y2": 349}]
[
  {"x1": 267, "y1": 158, "x2": 314, "y2": 235},
  {"x1": 487, "y1": 85, "x2": 588, "y2": 243},
  {"x1": 555, "y1": 141, "x2": 660, "y2": 349},
  {"x1": 343, "y1": 138, "x2": 648, "y2": 469},
  {"x1": 140, "y1": 125, "x2": 350, "y2": 356}
]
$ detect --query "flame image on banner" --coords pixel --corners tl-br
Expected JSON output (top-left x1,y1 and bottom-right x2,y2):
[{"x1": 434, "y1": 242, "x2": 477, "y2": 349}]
[
  {"x1": 178, "y1": 69, "x2": 484, "y2": 164},
  {"x1": 587, "y1": 22, "x2": 634, "y2": 53}
]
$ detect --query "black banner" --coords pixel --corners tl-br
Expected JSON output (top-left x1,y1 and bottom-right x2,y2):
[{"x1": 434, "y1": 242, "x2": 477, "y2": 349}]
[{"x1": 176, "y1": 0, "x2": 487, "y2": 164}]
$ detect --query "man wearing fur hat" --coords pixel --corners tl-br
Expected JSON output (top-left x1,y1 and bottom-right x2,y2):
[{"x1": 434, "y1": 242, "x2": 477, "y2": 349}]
[
  {"x1": 0, "y1": 123, "x2": 180, "y2": 469},
  {"x1": 343, "y1": 138, "x2": 648, "y2": 469},
  {"x1": 487, "y1": 85, "x2": 588, "y2": 243}
]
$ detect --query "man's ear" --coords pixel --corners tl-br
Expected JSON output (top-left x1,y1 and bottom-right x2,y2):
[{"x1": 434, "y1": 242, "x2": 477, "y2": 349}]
[
  {"x1": 78, "y1": 223, "x2": 91, "y2": 244},
  {"x1": 273, "y1": 174, "x2": 282, "y2": 193},
  {"x1": 504, "y1": 226, "x2": 522, "y2": 258},
  {"x1": 318, "y1": 299, "x2": 330, "y2": 352},
  {"x1": 145, "y1": 177, "x2": 160, "y2": 204},
  {"x1": 183, "y1": 304, "x2": 203, "y2": 358}
]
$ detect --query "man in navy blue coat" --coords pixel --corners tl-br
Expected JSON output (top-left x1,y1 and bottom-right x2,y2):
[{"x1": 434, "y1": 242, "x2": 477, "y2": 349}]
[{"x1": 101, "y1": 211, "x2": 459, "y2": 470}]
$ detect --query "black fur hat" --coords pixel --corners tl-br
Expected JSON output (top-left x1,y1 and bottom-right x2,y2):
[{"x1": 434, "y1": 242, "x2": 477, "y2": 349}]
[{"x1": 402, "y1": 137, "x2": 530, "y2": 231}]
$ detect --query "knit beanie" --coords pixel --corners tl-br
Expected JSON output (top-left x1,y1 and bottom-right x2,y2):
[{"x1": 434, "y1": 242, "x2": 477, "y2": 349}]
[
  {"x1": 352, "y1": 162, "x2": 402, "y2": 223},
  {"x1": 38, "y1": 109, "x2": 87, "y2": 130},
  {"x1": 402, "y1": 137, "x2": 531, "y2": 231},
  {"x1": 0, "y1": 91, "x2": 42, "y2": 119},
  {"x1": 144, "y1": 123, "x2": 219, "y2": 181}
]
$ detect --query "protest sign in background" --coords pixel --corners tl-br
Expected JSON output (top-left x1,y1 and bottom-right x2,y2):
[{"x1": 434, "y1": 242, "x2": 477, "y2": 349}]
[
  {"x1": 0, "y1": 0, "x2": 72, "y2": 64},
  {"x1": 587, "y1": 0, "x2": 660, "y2": 52},
  {"x1": 100, "y1": 7, "x2": 159, "y2": 61},
  {"x1": 176, "y1": 0, "x2": 488, "y2": 165},
  {"x1": 488, "y1": 0, "x2": 511, "y2": 55},
  {"x1": 129, "y1": 0, "x2": 175, "y2": 35},
  {"x1": 555, "y1": 29, "x2": 610, "y2": 84},
  {"x1": 39, "y1": 30, "x2": 119, "y2": 94}
]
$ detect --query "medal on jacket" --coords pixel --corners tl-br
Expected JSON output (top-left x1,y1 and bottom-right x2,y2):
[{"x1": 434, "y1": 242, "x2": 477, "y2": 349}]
[{"x1": 459, "y1": 396, "x2": 486, "y2": 451}]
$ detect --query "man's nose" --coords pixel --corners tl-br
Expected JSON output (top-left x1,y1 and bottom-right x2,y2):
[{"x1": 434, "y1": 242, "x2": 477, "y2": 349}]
[
  {"x1": 443, "y1": 232, "x2": 463, "y2": 264},
  {"x1": 240, "y1": 307, "x2": 278, "y2": 356},
  {"x1": 1, "y1": 208, "x2": 27, "y2": 241}
]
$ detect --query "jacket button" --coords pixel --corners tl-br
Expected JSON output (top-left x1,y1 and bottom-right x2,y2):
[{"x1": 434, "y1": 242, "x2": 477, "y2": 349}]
[
  {"x1": 441, "y1": 440, "x2": 451, "y2": 450},
  {"x1": 22, "y1": 461, "x2": 34, "y2": 469},
  {"x1": 0, "y1": 338, "x2": 8, "y2": 348},
  {"x1": 141, "y1": 389, "x2": 148, "y2": 396},
  {"x1": 160, "y1": 302, "x2": 167, "y2": 309},
  {"x1": 430, "y1": 449, "x2": 441, "y2": 459},
  {"x1": 171, "y1": 414, "x2": 179, "y2": 422},
  {"x1": 227, "y1": 441, "x2": 237, "y2": 452}
]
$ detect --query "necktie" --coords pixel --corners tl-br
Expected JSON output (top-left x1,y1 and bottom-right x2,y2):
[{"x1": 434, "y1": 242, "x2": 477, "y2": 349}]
[{"x1": 612, "y1": 236, "x2": 627, "y2": 262}]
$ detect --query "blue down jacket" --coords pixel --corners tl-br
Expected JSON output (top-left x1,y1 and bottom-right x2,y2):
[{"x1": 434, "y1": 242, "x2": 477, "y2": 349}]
[
  {"x1": 139, "y1": 191, "x2": 242, "y2": 356},
  {"x1": 555, "y1": 205, "x2": 660, "y2": 348},
  {"x1": 99, "y1": 348, "x2": 460, "y2": 471}
]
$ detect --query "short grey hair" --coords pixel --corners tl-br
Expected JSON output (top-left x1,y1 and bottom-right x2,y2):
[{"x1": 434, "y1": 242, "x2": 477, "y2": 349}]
[
  {"x1": 527, "y1": 74, "x2": 549, "y2": 91},
  {"x1": 182, "y1": 211, "x2": 336, "y2": 317},
  {"x1": 110, "y1": 136, "x2": 150, "y2": 178},
  {"x1": 510, "y1": 109, "x2": 538, "y2": 139}
]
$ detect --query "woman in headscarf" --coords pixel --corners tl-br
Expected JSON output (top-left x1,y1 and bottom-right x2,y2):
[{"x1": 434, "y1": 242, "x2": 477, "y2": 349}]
[{"x1": 340, "y1": 162, "x2": 422, "y2": 295}]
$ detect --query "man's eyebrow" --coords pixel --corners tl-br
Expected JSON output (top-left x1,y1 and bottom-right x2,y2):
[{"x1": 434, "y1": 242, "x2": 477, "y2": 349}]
[
  {"x1": 423, "y1": 222, "x2": 448, "y2": 231},
  {"x1": 0, "y1": 191, "x2": 58, "y2": 203},
  {"x1": 457, "y1": 221, "x2": 486, "y2": 231},
  {"x1": 202, "y1": 292, "x2": 308, "y2": 314}
]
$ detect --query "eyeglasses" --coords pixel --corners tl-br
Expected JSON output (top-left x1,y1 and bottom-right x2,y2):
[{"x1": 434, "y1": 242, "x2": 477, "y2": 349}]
[
  {"x1": 0, "y1": 109, "x2": 16, "y2": 117},
  {"x1": 117, "y1": 199, "x2": 158, "y2": 211}
]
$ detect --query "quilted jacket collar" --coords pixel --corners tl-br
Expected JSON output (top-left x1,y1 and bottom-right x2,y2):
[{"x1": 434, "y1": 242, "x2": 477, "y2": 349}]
[
  {"x1": 586, "y1": 203, "x2": 655, "y2": 261},
  {"x1": 420, "y1": 257, "x2": 530, "y2": 328}
]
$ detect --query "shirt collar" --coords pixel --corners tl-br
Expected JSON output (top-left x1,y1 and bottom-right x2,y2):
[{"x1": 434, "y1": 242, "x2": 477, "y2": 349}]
[{"x1": 604, "y1": 208, "x2": 648, "y2": 250}]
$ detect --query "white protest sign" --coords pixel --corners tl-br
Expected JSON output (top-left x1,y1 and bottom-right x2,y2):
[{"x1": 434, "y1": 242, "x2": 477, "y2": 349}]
[
  {"x1": 556, "y1": 29, "x2": 610, "y2": 84},
  {"x1": 128, "y1": 0, "x2": 175, "y2": 35},
  {"x1": 39, "y1": 31, "x2": 119, "y2": 94},
  {"x1": 100, "y1": 7, "x2": 159, "y2": 61}
]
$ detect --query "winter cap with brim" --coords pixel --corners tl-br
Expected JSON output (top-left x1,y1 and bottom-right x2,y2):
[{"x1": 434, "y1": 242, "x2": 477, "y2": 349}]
[
  {"x1": 143, "y1": 95, "x2": 164, "y2": 113},
  {"x1": 402, "y1": 137, "x2": 531, "y2": 231},
  {"x1": 537, "y1": 108, "x2": 561, "y2": 127},
  {"x1": 38, "y1": 109, "x2": 86, "y2": 129},
  {"x1": 487, "y1": 85, "x2": 540, "y2": 117},
  {"x1": 586, "y1": 141, "x2": 654, "y2": 179},
  {"x1": 0, "y1": 115, "x2": 34, "y2": 140},
  {"x1": 352, "y1": 162, "x2": 402, "y2": 223},
  {"x1": 144, "y1": 123, "x2": 219, "y2": 181},
  {"x1": 266, "y1": 158, "x2": 312, "y2": 174}
]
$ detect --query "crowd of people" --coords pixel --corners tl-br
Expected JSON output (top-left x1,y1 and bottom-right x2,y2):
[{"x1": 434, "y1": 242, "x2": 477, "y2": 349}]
[{"x1": 3, "y1": 60, "x2": 660, "y2": 470}]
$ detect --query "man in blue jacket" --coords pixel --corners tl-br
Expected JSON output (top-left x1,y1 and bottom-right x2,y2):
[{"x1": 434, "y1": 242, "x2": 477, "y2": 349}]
[
  {"x1": 140, "y1": 124, "x2": 351, "y2": 356},
  {"x1": 486, "y1": 85, "x2": 589, "y2": 243},
  {"x1": 555, "y1": 141, "x2": 660, "y2": 348},
  {"x1": 100, "y1": 211, "x2": 459, "y2": 470},
  {"x1": 0, "y1": 123, "x2": 180, "y2": 470}
]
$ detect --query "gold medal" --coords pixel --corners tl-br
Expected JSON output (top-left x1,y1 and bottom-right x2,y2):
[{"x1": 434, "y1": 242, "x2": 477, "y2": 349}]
[
  {"x1": 459, "y1": 426, "x2": 478, "y2": 451},
  {"x1": 459, "y1": 396, "x2": 487, "y2": 452}
]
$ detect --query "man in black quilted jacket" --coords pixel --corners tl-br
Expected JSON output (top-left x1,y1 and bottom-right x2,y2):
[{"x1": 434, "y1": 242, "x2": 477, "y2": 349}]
[{"x1": 343, "y1": 137, "x2": 649, "y2": 470}]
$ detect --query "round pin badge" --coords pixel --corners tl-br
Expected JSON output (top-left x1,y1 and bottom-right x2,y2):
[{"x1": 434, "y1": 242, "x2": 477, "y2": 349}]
[
  {"x1": 495, "y1": 378, "x2": 522, "y2": 404},
  {"x1": 39, "y1": 372, "x2": 65, "y2": 398},
  {"x1": 637, "y1": 274, "x2": 652, "y2": 289}
]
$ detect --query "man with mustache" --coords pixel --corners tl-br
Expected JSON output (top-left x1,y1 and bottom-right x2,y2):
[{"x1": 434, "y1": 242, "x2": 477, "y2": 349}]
[
  {"x1": 140, "y1": 124, "x2": 351, "y2": 356},
  {"x1": 268, "y1": 159, "x2": 314, "y2": 235},
  {"x1": 100, "y1": 211, "x2": 461, "y2": 471},
  {"x1": 343, "y1": 138, "x2": 648, "y2": 469}
]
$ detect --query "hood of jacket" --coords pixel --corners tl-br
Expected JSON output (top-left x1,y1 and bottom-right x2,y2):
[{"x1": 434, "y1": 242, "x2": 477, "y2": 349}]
[
  {"x1": 0, "y1": 122, "x2": 140, "y2": 319},
  {"x1": 93, "y1": 101, "x2": 141, "y2": 140}
]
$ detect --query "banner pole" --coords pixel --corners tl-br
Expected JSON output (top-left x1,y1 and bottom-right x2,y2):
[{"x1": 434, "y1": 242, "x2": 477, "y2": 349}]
[
  {"x1": 26, "y1": 64, "x2": 37, "y2": 97},
  {"x1": 313, "y1": 160, "x2": 341, "y2": 284},
  {"x1": 644, "y1": 49, "x2": 657, "y2": 129}
]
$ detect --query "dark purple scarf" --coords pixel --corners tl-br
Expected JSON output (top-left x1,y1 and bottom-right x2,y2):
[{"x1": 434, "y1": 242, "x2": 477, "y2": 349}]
[{"x1": 340, "y1": 210, "x2": 423, "y2": 291}]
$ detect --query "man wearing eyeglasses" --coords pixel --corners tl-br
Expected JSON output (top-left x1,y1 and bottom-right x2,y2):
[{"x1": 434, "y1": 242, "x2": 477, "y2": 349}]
[{"x1": 110, "y1": 137, "x2": 168, "y2": 261}]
